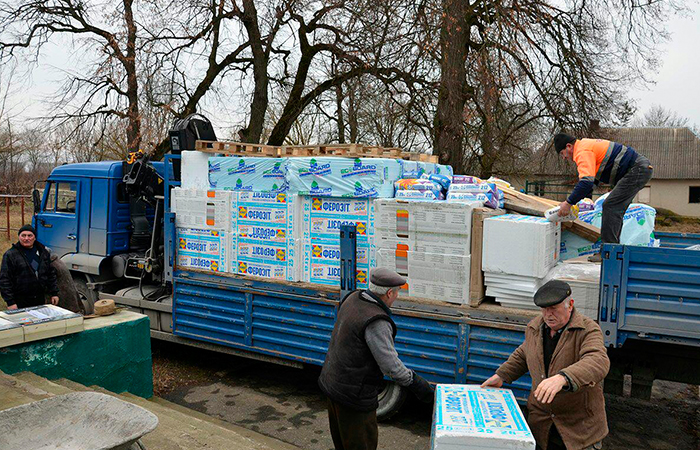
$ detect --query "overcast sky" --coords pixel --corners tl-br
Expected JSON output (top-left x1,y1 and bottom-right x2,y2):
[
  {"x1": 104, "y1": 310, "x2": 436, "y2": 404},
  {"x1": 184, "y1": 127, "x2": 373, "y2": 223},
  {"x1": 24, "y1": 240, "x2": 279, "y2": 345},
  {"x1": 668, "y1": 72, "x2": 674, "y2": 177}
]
[
  {"x1": 5, "y1": 4, "x2": 700, "y2": 131},
  {"x1": 627, "y1": 4, "x2": 700, "y2": 128}
]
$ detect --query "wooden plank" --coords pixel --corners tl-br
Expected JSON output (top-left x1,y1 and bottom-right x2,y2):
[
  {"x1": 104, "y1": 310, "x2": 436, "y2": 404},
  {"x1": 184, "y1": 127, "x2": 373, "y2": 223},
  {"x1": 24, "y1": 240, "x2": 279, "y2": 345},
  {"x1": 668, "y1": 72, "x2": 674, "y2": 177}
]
[
  {"x1": 500, "y1": 185, "x2": 601, "y2": 241},
  {"x1": 469, "y1": 207, "x2": 506, "y2": 307}
]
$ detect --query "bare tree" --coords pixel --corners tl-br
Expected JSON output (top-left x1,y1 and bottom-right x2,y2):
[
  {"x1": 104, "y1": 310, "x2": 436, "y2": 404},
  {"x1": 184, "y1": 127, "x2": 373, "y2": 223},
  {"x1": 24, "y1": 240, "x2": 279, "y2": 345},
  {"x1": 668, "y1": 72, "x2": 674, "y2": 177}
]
[
  {"x1": 0, "y1": 0, "x2": 143, "y2": 153},
  {"x1": 634, "y1": 104, "x2": 690, "y2": 128},
  {"x1": 430, "y1": 0, "x2": 684, "y2": 175}
]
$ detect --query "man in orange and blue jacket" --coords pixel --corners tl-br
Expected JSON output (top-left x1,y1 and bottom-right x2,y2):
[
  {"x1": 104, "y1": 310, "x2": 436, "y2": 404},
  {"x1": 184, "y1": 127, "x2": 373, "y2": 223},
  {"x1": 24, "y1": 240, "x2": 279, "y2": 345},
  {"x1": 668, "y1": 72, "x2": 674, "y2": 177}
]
[{"x1": 554, "y1": 133, "x2": 653, "y2": 262}]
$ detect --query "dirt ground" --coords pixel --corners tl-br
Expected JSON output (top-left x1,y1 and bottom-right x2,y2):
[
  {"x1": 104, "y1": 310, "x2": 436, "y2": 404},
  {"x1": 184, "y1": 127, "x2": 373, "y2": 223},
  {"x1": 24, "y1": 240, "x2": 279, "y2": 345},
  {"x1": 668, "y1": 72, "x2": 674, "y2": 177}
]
[{"x1": 151, "y1": 340, "x2": 700, "y2": 450}]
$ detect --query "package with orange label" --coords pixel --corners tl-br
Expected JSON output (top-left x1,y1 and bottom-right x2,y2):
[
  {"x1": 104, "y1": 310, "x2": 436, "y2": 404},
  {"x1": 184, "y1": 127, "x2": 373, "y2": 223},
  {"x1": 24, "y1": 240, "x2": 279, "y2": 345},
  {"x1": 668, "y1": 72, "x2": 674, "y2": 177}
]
[
  {"x1": 298, "y1": 196, "x2": 376, "y2": 288},
  {"x1": 230, "y1": 191, "x2": 300, "y2": 281},
  {"x1": 176, "y1": 228, "x2": 229, "y2": 273}
]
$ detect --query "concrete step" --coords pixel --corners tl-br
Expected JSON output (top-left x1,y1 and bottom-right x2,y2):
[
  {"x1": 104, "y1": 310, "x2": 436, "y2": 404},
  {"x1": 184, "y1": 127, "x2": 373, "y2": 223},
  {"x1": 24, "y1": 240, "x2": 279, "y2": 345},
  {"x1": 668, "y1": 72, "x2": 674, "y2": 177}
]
[
  {"x1": 0, "y1": 371, "x2": 51, "y2": 409},
  {"x1": 12, "y1": 372, "x2": 74, "y2": 396},
  {"x1": 149, "y1": 396, "x2": 299, "y2": 450},
  {"x1": 3, "y1": 373, "x2": 299, "y2": 450},
  {"x1": 117, "y1": 390, "x2": 277, "y2": 450}
]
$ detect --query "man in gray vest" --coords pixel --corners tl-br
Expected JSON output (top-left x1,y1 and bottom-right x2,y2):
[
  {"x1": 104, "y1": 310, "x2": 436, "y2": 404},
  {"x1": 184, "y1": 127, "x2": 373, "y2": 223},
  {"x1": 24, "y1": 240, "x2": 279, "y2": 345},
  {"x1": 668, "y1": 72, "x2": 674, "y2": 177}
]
[{"x1": 318, "y1": 268, "x2": 434, "y2": 450}]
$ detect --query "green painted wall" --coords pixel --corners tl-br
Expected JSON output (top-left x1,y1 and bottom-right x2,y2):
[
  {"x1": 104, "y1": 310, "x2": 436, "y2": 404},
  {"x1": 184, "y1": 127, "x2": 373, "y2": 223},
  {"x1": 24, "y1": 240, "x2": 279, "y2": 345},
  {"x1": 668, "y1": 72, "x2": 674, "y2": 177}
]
[{"x1": 0, "y1": 315, "x2": 153, "y2": 398}]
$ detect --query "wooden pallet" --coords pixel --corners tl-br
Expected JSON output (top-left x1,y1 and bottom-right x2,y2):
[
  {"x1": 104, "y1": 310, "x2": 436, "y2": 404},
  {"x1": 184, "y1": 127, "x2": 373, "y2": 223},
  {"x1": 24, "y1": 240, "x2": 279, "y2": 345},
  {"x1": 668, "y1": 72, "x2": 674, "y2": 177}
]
[{"x1": 195, "y1": 140, "x2": 437, "y2": 162}]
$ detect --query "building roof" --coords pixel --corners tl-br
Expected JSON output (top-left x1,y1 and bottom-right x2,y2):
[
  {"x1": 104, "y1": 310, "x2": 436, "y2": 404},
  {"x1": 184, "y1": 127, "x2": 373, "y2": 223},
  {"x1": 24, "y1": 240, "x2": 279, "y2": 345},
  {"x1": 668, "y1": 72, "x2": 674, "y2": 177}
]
[{"x1": 531, "y1": 127, "x2": 700, "y2": 180}]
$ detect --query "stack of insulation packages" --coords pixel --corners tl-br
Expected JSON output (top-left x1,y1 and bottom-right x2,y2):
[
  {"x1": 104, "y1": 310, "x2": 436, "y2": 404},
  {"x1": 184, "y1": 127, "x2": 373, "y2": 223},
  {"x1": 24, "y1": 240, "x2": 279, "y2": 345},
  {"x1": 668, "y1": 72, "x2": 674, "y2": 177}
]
[
  {"x1": 173, "y1": 153, "x2": 451, "y2": 290},
  {"x1": 481, "y1": 215, "x2": 599, "y2": 318}
]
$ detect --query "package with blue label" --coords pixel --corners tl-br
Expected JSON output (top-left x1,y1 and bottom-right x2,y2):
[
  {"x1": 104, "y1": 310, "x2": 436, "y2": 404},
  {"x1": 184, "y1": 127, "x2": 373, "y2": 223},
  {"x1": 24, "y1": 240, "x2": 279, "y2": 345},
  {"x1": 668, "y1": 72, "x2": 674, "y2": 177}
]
[
  {"x1": 176, "y1": 228, "x2": 228, "y2": 273},
  {"x1": 301, "y1": 238, "x2": 373, "y2": 289},
  {"x1": 431, "y1": 384, "x2": 535, "y2": 450},
  {"x1": 230, "y1": 191, "x2": 300, "y2": 281},
  {"x1": 287, "y1": 157, "x2": 402, "y2": 198},
  {"x1": 171, "y1": 188, "x2": 231, "y2": 231},
  {"x1": 208, "y1": 156, "x2": 289, "y2": 192},
  {"x1": 299, "y1": 196, "x2": 375, "y2": 241},
  {"x1": 297, "y1": 196, "x2": 376, "y2": 288}
]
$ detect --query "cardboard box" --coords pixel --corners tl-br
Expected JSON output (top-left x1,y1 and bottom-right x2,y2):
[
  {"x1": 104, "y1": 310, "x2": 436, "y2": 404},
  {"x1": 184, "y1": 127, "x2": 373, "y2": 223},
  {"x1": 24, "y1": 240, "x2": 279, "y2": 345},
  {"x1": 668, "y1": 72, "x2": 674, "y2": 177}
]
[
  {"x1": 172, "y1": 188, "x2": 231, "y2": 230},
  {"x1": 431, "y1": 384, "x2": 535, "y2": 450},
  {"x1": 482, "y1": 214, "x2": 560, "y2": 278},
  {"x1": 468, "y1": 207, "x2": 505, "y2": 306}
]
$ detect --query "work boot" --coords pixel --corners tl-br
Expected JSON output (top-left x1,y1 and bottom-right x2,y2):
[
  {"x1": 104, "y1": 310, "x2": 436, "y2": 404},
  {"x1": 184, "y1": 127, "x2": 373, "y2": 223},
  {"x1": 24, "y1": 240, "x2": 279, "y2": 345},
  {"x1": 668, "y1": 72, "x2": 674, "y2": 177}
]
[{"x1": 588, "y1": 253, "x2": 602, "y2": 263}]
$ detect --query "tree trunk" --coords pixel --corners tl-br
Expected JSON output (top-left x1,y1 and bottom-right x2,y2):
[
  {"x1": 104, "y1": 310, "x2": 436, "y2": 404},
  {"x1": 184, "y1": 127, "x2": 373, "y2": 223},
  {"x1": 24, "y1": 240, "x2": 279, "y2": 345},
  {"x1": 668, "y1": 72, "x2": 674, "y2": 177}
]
[
  {"x1": 433, "y1": 0, "x2": 469, "y2": 174},
  {"x1": 239, "y1": 0, "x2": 268, "y2": 144},
  {"x1": 123, "y1": 0, "x2": 141, "y2": 154},
  {"x1": 335, "y1": 84, "x2": 345, "y2": 143}
]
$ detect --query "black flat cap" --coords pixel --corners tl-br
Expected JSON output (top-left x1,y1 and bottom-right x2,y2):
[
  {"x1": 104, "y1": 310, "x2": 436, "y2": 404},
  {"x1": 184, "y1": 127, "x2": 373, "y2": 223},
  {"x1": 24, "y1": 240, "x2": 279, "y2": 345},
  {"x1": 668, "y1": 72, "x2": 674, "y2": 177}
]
[
  {"x1": 553, "y1": 133, "x2": 576, "y2": 154},
  {"x1": 370, "y1": 268, "x2": 406, "y2": 288},
  {"x1": 534, "y1": 280, "x2": 572, "y2": 307}
]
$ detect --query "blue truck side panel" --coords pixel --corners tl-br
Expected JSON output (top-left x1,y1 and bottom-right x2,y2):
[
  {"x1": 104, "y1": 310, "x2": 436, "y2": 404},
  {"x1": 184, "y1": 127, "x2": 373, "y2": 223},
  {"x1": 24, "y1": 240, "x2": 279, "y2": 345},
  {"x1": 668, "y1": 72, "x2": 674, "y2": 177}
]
[
  {"x1": 599, "y1": 243, "x2": 700, "y2": 348},
  {"x1": 172, "y1": 270, "x2": 532, "y2": 403},
  {"x1": 655, "y1": 231, "x2": 700, "y2": 249}
]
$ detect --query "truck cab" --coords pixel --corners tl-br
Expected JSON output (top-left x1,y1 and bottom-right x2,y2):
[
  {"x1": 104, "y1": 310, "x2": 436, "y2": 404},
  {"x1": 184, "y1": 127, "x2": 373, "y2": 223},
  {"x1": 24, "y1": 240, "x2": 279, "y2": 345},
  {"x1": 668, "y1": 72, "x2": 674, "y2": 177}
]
[{"x1": 34, "y1": 161, "x2": 165, "y2": 311}]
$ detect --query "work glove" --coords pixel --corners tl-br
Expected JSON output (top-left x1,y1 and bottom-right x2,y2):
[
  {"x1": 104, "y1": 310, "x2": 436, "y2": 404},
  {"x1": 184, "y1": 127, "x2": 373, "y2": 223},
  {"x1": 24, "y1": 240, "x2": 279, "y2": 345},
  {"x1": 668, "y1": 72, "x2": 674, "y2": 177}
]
[{"x1": 408, "y1": 371, "x2": 435, "y2": 404}]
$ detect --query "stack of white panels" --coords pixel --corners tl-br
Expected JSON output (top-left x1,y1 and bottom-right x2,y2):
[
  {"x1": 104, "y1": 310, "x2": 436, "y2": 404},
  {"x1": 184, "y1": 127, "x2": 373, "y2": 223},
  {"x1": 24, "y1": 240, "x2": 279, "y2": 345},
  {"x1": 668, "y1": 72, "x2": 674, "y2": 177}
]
[
  {"x1": 482, "y1": 215, "x2": 560, "y2": 310},
  {"x1": 431, "y1": 384, "x2": 535, "y2": 450},
  {"x1": 172, "y1": 188, "x2": 232, "y2": 273},
  {"x1": 374, "y1": 199, "x2": 480, "y2": 304},
  {"x1": 546, "y1": 262, "x2": 601, "y2": 319}
]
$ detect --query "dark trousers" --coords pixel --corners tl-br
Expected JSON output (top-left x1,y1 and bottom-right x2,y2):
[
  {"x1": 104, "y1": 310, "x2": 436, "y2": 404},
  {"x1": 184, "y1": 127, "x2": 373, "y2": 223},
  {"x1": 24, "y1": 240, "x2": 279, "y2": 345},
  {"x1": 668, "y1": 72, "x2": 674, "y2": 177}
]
[
  {"x1": 601, "y1": 156, "x2": 653, "y2": 244},
  {"x1": 326, "y1": 397, "x2": 378, "y2": 450}
]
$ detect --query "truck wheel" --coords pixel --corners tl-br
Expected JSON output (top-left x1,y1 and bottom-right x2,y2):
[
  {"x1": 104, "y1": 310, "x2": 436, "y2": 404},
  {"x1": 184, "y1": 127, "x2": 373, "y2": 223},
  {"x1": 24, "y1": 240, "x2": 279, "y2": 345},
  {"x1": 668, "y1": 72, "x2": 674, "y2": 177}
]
[
  {"x1": 376, "y1": 381, "x2": 407, "y2": 422},
  {"x1": 73, "y1": 276, "x2": 96, "y2": 315}
]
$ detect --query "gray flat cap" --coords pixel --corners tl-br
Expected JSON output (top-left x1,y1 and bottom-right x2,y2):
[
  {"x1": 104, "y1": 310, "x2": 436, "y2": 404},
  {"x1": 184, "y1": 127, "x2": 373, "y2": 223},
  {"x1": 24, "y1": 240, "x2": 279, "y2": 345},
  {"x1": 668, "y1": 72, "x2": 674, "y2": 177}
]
[
  {"x1": 370, "y1": 268, "x2": 406, "y2": 288},
  {"x1": 534, "y1": 280, "x2": 572, "y2": 308}
]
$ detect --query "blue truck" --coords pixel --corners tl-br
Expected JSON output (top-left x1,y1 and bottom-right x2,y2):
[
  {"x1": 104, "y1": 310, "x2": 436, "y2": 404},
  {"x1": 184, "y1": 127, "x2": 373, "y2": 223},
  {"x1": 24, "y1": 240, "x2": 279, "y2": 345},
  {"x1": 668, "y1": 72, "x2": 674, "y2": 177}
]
[{"x1": 31, "y1": 155, "x2": 700, "y2": 419}]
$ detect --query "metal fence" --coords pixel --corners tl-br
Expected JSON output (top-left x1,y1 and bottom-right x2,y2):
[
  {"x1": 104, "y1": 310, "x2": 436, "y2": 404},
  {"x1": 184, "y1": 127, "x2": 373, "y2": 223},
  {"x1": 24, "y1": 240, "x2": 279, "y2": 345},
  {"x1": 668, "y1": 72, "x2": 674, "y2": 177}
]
[{"x1": 1, "y1": 194, "x2": 32, "y2": 240}]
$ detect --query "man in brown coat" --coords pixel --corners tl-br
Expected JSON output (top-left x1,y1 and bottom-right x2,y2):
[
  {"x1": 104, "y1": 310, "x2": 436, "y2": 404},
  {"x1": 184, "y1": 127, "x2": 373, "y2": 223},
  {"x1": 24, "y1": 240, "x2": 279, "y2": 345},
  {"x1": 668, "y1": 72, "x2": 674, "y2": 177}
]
[{"x1": 482, "y1": 280, "x2": 610, "y2": 450}]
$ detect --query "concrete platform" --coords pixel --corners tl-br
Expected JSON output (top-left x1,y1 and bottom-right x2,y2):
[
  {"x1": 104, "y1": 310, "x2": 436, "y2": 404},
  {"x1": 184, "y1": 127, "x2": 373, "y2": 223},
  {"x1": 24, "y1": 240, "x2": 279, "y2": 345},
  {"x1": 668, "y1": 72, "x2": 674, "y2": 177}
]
[
  {"x1": 0, "y1": 310, "x2": 153, "y2": 398},
  {"x1": 0, "y1": 369, "x2": 300, "y2": 450}
]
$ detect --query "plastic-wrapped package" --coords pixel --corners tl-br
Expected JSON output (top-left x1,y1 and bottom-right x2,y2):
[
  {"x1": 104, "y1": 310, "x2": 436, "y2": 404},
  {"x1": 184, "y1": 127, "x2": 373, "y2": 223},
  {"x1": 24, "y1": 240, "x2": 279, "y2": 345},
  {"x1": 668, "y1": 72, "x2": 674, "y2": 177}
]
[
  {"x1": 209, "y1": 157, "x2": 288, "y2": 192},
  {"x1": 451, "y1": 175, "x2": 482, "y2": 185},
  {"x1": 287, "y1": 157, "x2": 401, "y2": 198},
  {"x1": 446, "y1": 192, "x2": 490, "y2": 207},
  {"x1": 427, "y1": 173, "x2": 451, "y2": 190},
  {"x1": 395, "y1": 178, "x2": 444, "y2": 196},
  {"x1": 395, "y1": 190, "x2": 444, "y2": 200}
]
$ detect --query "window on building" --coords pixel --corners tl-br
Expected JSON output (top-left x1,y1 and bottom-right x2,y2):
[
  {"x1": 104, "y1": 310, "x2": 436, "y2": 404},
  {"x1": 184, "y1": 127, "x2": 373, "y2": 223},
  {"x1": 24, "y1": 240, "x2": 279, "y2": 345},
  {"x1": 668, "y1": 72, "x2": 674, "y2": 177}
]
[{"x1": 690, "y1": 186, "x2": 700, "y2": 204}]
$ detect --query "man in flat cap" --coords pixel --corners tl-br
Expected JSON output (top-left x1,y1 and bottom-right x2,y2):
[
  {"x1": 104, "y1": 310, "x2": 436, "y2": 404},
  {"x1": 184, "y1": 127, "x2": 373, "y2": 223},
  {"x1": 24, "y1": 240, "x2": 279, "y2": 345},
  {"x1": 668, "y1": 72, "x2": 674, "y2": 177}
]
[
  {"x1": 482, "y1": 280, "x2": 610, "y2": 450},
  {"x1": 553, "y1": 132, "x2": 652, "y2": 261},
  {"x1": 319, "y1": 267, "x2": 434, "y2": 450}
]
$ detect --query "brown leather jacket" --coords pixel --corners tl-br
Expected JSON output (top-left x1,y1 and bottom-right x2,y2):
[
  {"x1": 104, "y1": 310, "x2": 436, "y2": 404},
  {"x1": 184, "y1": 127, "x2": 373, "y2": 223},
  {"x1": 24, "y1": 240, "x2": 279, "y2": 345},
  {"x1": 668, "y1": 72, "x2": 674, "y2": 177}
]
[{"x1": 496, "y1": 308, "x2": 610, "y2": 450}]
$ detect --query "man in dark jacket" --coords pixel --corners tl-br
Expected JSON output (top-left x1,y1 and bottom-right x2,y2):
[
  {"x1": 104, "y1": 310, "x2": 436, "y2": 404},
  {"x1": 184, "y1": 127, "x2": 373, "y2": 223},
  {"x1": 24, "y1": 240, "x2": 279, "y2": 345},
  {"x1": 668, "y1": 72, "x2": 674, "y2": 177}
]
[
  {"x1": 482, "y1": 280, "x2": 610, "y2": 450},
  {"x1": 0, "y1": 225, "x2": 59, "y2": 310},
  {"x1": 318, "y1": 267, "x2": 434, "y2": 450}
]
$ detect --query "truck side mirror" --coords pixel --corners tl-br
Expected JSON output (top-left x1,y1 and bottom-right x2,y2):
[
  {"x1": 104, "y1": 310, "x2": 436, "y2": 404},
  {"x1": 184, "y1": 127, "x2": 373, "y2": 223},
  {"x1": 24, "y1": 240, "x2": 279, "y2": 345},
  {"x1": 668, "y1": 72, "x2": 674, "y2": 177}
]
[{"x1": 32, "y1": 188, "x2": 41, "y2": 214}]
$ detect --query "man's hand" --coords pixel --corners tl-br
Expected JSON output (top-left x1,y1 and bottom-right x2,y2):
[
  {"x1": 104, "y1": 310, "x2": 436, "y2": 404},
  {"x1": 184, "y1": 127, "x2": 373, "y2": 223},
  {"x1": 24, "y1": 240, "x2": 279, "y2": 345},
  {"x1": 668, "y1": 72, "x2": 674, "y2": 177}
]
[
  {"x1": 7, "y1": 304, "x2": 18, "y2": 310},
  {"x1": 557, "y1": 201, "x2": 572, "y2": 217},
  {"x1": 481, "y1": 374, "x2": 504, "y2": 389},
  {"x1": 50, "y1": 296, "x2": 59, "y2": 306},
  {"x1": 534, "y1": 374, "x2": 568, "y2": 404}
]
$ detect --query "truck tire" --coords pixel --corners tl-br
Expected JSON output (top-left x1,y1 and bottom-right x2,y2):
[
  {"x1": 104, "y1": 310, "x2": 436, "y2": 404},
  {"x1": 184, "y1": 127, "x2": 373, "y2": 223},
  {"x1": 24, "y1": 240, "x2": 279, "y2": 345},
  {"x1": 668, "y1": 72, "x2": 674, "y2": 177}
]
[
  {"x1": 376, "y1": 381, "x2": 407, "y2": 421},
  {"x1": 72, "y1": 276, "x2": 96, "y2": 315}
]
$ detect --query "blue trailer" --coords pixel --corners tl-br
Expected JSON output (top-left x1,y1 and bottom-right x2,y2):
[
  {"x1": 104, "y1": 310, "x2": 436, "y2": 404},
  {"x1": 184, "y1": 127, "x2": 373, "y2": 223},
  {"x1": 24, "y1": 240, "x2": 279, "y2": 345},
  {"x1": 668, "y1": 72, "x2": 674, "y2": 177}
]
[{"x1": 30, "y1": 156, "x2": 700, "y2": 418}]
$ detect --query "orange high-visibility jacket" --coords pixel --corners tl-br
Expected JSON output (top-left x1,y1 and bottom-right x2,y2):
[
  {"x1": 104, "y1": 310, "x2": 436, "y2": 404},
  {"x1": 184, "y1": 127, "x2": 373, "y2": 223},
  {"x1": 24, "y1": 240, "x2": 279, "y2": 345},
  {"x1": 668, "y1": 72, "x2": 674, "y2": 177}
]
[{"x1": 567, "y1": 139, "x2": 638, "y2": 204}]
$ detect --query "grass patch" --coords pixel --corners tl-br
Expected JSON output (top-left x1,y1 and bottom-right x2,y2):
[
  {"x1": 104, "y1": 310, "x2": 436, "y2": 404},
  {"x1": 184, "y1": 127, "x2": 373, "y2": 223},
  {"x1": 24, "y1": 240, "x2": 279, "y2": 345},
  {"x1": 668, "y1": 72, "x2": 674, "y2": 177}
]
[{"x1": 655, "y1": 208, "x2": 700, "y2": 233}]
